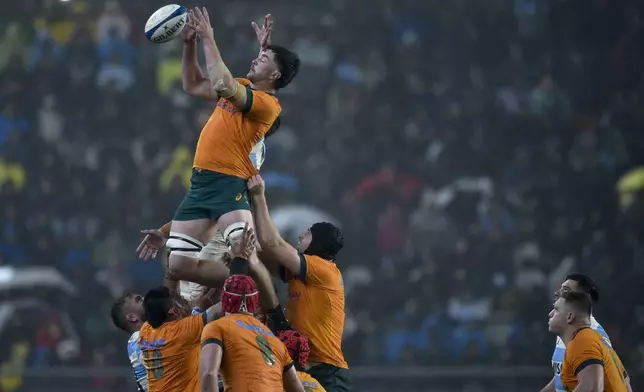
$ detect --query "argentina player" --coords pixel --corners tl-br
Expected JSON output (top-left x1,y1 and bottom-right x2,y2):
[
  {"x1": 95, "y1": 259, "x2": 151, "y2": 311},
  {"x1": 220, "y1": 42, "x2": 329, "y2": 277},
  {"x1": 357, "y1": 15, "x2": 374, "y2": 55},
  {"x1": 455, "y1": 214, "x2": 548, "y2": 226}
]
[
  {"x1": 111, "y1": 293, "x2": 148, "y2": 392},
  {"x1": 541, "y1": 274, "x2": 633, "y2": 392},
  {"x1": 111, "y1": 291, "x2": 226, "y2": 392}
]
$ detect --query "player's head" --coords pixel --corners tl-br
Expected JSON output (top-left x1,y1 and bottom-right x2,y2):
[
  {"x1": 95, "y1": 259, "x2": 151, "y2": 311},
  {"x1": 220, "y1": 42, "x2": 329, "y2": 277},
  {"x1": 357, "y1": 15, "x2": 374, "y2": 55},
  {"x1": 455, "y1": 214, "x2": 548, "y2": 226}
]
[
  {"x1": 548, "y1": 291, "x2": 593, "y2": 335},
  {"x1": 143, "y1": 287, "x2": 187, "y2": 328},
  {"x1": 221, "y1": 274, "x2": 260, "y2": 315},
  {"x1": 557, "y1": 273, "x2": 599, "y2": 303},
  {"x1": 247, "y1": 45, "x2": 300, "y2": 90},
  {"x1": 298, "y1": 222, "x2": 344, "y2": 261},
  {"x1": 278, "y1": 330, "x2": 310, "y2": 370},
  {"x1": 111, "y1": 291, "x2": 146, "y2": 333}
]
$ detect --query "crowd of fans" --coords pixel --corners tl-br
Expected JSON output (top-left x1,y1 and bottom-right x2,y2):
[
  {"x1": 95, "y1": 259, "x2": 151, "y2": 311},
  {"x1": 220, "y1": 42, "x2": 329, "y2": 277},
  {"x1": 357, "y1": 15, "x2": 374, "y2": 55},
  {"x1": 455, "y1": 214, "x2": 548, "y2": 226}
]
[{"x1": 1, "y1": 0, "x2": 644, "y2": 390}]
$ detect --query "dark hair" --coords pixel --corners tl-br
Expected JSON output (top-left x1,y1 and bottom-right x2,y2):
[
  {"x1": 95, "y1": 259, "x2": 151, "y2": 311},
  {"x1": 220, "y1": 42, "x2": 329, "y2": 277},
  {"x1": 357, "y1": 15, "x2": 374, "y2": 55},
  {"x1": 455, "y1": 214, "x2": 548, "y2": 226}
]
[
  {"x1": 304, "y1": 222, "x2": 344, "y2": 261},
  {"x1": 110, "y1": 291, "x2": 131, "y2": 332},
  {"x1": 266, "y1": 44, "x2": 300, "y2": 90},
  {"x1": 560, "y1": 291, "x2": 593, "y2": 316},
  {"x1": 566, "y1": 273, "x2": 599, "y2": 303},
  {"x1": 143, "y1": 287, "x2": 174, "y2": 328}
]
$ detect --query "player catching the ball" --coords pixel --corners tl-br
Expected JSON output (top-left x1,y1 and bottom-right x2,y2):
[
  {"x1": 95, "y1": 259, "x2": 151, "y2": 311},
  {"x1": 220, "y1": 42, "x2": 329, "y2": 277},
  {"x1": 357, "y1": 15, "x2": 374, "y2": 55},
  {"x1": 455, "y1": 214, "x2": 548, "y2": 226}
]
[{"x1": 137, "y1": 9, "x2": 300, "y2": 298}]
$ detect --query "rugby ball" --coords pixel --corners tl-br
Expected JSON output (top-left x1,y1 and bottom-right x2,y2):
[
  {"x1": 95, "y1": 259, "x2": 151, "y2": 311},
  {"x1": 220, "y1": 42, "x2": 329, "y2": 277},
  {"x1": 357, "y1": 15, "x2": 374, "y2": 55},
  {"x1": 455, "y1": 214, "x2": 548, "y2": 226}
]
[{"x1": 145, "y1": 4, "x2": 187, "y2": 43}]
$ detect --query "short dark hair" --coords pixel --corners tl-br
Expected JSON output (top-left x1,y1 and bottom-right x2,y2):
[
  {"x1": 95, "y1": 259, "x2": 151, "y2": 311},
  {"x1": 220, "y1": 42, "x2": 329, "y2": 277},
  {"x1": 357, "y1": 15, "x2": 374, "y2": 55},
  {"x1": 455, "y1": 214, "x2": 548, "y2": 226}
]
[
  {"x1": 111, "y1": 291, "x2": 131, "y2": 332},
  {"x1": 560, "y1": 291, "x2": 593, "y2": 316},
  {"x1": 143, "y1": 287, "x2": 174, "y2": 328},
  {"x1": 566, "y1": 273, "x2": 599, "y2": 303},
  {"x1": 267, "y1": 44, "x2": 300, "y2": 90}
]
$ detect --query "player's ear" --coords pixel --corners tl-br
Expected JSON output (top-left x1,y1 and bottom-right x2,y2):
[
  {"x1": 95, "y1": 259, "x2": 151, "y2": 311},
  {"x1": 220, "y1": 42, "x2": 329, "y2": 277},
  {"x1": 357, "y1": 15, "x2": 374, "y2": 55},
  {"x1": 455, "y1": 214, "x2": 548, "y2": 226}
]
[
  {"x1": 270, "y1": 70, "x2": 281, "y2": 83},
  {"x1": 566, "y1": 311, "x2": 575, "y2": 324}
]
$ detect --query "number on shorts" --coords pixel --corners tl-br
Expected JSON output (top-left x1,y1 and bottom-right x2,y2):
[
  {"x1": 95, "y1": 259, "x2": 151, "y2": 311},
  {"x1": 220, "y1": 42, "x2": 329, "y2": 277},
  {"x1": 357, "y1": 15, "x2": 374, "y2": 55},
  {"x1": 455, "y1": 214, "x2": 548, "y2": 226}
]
[
  {"x1": 255, "y1": 335, "x2": 276, "y2": 365},
  {"x1": 143, "y1": 349, "x2": 164, "y2": 379}
]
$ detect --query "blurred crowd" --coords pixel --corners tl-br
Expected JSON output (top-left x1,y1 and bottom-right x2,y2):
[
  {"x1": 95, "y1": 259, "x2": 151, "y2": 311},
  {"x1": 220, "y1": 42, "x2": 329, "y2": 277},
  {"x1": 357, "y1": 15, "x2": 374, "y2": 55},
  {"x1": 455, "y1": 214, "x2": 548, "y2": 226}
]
[{"x1": 1, "y1": 0, "x2": 644, "y2": 390}]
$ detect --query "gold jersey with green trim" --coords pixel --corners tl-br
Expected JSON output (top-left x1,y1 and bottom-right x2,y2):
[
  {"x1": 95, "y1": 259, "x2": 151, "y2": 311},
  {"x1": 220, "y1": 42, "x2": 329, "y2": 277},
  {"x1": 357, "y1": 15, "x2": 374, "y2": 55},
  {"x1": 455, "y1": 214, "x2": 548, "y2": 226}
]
[{"x1": 201, "y1": 313, "x2": 293, "y2": 391}]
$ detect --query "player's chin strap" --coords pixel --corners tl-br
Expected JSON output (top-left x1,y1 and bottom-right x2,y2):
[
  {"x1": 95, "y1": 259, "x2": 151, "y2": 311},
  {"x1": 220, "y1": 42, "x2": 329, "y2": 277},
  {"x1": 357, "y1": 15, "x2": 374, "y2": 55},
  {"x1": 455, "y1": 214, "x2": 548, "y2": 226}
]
[{"x1": 223, "y1": 289, "x2": 258, "y2": 314}]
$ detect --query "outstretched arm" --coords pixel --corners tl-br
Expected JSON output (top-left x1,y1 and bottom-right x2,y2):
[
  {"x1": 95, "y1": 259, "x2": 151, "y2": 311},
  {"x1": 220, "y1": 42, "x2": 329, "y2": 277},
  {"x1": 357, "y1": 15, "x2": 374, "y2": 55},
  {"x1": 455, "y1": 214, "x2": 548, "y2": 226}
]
[
  {"x1": 181, "y1": 21, "x2": 218, "y2": 101},
  {"x1": 189, "y1": 7, "x2": 249, "y2": 111},
  {"x1": 247, "y1": 176, "x2": 303, "y2": 277},
  {"x1": 248, "y1": 252, "x2": 279, "y2": 310}
]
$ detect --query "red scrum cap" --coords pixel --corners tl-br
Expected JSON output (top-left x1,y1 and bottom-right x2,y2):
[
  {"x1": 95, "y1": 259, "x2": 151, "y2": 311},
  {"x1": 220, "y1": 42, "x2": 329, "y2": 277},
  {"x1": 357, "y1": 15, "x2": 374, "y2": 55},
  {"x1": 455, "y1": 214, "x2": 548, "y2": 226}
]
[
  {"x1": 221, "y1": 274, "x2": 260, "y2": 315},
  {"x1": 278, "y1": 330, "x2": 310, "y2": 369}
]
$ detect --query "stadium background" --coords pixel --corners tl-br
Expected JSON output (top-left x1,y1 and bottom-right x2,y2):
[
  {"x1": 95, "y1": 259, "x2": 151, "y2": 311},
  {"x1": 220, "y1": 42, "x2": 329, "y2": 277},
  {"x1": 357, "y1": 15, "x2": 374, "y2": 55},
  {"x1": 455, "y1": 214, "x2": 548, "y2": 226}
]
[{"x1": 0, "y1": 0, "x2": 643, "y2": 391}]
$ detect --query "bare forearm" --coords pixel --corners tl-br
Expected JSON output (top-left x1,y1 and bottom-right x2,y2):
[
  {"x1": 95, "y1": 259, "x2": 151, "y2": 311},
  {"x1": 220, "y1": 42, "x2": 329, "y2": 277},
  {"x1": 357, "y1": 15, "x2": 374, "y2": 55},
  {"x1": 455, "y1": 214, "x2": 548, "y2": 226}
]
[
  {"x1": 182, "y1": 40, "x2": 205, "y2": 86},
  {"x1": 248, "y1": 254, "x2": 279, "y2": 309},
  {"x1": 201, "y1": 36, "x2": 234, "y2": 89},
  {"x1": 203, "y1": 302, "x2": 222, "y2": 323},
  {"x1": 250, "y1": 195, "x2": 283, "y2": 248}
]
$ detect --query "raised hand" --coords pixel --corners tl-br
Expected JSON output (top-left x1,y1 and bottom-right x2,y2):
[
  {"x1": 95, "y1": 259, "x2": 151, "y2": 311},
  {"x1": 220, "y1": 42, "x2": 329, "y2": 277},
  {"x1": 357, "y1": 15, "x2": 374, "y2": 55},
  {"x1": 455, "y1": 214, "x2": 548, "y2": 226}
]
[
  {"x1": 247, "y1": 175, "x2": 266, "y2": 197},
  {"x1": 180, "y1": 21, "x2": 196, "y2": 43},
  {"x1": 136, "y1": 229, "x2": 166, "y2": 260},
  {"x1": 251, "y1": 14, "x2": 272, "y2": 52},
  {"x1": 230, "y1": 222, "x2": 257, "y2": 260},
  {"x1": 186, "y1": 7, "x2": 214, "y2": 40},
  {"x1": 192, "y1": 287, "x2": 220, "y2": 311}
]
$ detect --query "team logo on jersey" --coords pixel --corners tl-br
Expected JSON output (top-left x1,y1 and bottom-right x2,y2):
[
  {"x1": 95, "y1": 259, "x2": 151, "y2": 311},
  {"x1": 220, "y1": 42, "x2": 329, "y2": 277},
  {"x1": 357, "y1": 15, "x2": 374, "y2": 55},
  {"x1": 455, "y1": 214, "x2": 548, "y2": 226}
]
[{"x1": 235, "y1": 193, "x2": 243, "y2": 201}]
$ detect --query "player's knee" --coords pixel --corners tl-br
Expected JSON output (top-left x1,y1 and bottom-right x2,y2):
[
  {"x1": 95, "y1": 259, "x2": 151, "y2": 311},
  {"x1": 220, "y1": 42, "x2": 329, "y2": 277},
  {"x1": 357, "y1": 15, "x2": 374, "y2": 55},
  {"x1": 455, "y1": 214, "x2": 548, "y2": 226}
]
[
  {"x1": 166, "y1": 232, "x2": 203, "y2": 275},
  {"x1": 223, "y1": 222, "x2": 248, "y2": 247}
]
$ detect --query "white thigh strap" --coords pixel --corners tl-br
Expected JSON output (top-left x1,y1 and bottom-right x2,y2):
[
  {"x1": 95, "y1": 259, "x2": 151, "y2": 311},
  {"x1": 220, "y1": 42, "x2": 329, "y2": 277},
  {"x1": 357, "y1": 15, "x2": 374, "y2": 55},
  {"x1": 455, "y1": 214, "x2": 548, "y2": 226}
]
[{"x1": 223, "y1": 222, "x2": 247, "y2": 245}]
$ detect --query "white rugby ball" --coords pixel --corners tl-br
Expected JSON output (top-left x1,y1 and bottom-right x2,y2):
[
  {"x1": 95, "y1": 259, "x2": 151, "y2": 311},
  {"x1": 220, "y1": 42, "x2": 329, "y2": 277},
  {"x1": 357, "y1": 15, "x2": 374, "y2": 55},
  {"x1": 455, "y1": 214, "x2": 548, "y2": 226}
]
[{"x1": 145, "y1": 4, "x2": 187, "y2": 43}]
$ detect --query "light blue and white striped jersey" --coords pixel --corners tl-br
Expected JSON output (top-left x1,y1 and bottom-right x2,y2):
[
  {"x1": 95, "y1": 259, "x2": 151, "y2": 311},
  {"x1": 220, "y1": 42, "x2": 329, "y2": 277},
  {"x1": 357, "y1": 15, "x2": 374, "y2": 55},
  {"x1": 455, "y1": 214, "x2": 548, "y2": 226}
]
[
  {"x1": 552, "y1": 315, "x2": 609, "y2": 392},
  {"x1": 128, "y1": 331, "x2": 148, "y2": 392},
  {"x1": 250, "y1": 138, "x2": 266, "y2": 171}
]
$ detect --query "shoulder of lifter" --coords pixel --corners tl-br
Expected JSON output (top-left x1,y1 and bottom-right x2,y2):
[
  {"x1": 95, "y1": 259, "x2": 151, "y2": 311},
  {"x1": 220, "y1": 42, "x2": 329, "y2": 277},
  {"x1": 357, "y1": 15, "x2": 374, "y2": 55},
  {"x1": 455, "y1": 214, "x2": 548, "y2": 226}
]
[
  {"x1": 304, "y1": 254, "x2": 340, "y2": 273},
  {"x1": 235, "y1": 79, "x2": 281, "y2": 106},
  {"x1": 568, "y1": 329, "x2": 601, "y2": 351}
]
